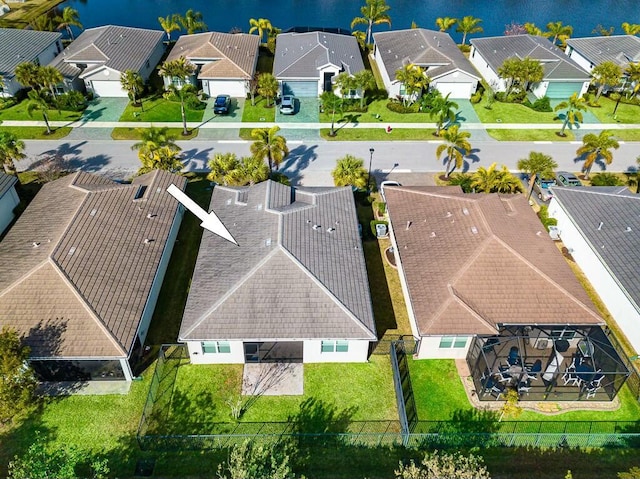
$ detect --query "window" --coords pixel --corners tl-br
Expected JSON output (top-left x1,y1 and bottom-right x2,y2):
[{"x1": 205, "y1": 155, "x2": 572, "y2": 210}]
[
  {"x1": 172, "y1": 77, "x2": 185, "y2": 87},
  {"x1": 439, "y1": 336, "x2": 468, "y2": 349},
  {"x1": 201, "y1": 341, "x2": 231, "y2": 354},
  {"x1": 321, "y1": 340, "x2": 349, "y2": 353},
  {"x1": 550, "y1": 329, "x2": 576, "y2": 340},
  {"x1": 399, "y1": 84, "x2": 406, "y2": 95}
]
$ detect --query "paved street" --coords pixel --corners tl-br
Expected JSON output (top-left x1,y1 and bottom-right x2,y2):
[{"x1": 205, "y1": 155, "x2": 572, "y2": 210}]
[{"x1": 22, "y1": 138, "x2": 640, "y2": 185}]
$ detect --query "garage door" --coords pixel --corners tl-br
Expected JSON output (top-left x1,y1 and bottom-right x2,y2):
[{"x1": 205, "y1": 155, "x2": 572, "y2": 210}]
[
  {"x1": 206, "y1": 80, "x2": 246, "y2": 97},
  {"x1": 434, "y1": 82, "x2": 474, "y2": 99},
  {"x1": 90, "y1": 80, "x2": 127, "y2": 98},
  {"x1": 282, "y1": 81, "x2": 317, "y2": 97},
  {"x1": 545, "y1": 82, "x2": 584, "y2": 99}
]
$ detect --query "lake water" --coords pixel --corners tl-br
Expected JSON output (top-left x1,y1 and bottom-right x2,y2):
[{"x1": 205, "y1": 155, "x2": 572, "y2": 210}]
[{"x1": 62, "y1": 0, "x2": 639, "y2": 42}]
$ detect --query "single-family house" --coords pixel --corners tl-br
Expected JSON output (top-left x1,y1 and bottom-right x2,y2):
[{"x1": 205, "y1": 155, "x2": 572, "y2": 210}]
[
  {"x1": 0, "y1": 170, "x2": 186, "y2": 382},
  {"x1": 373, "y1": 29, "x2": 481, "y2": 99},
  {"x1": 0, "y1": 28, "x2": 63, "y2": 97},
  {"x1": 179, "y1": 180, "x2": 376, "y2": 364},
  {"x1": 549, "y1": 187, "x2": 640, "y2": 356},
  {"x1": 0, "y1": 172, "x2": 19, "y2": 234},
  {"x1": 469, "y1": 34, "x2": 590, "y2": 99},
  {"x1": 273, "y1": 31, "x2": 365, "y2": 97},
  {"x1": 48, "y1": 25, "x2": 165, "y2": 98},
  {"x1": 385, "y1": 186, "x2": 629, "y2": 402},
  {"x1": 565, "y1": 35, "x2": 640, "y2": 73},
  {"x1": 163, "y1": 32, "x2": 259, "y2": 98}
]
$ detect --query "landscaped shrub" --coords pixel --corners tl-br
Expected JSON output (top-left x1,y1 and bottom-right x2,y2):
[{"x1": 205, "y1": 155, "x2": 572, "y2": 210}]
[
  {"x1": 537, "y1": 205, "x2": 557, "y2": 231},
  {"x1": 374, "y1": 201, "x2": 386, "y2": 217},
  {"x1": 525, "y1": 96, "x2": 552, "y2": 112},
  {"x1": 54, "y1": 91, "x2": 86, "y2": 112},
  {"x1": 506, "y1": 89, "x2": 527, "y2": 103},
  {"x1": 0, "y1": 96, "x2": 16, "y2": 110},
  {"x1": 458, "y1": 44, "x2": 471, "y2": 53},
  {"x1": 447, "y1": 172, "x2": 473, "y2": 193},
  {"x1": 386, "y1": 100, "x2": 419, "y2": 114},
  {"x1": 419, "y1": 89, "x2": 442, "y2": 113},
  {"x1": 590, "y1": 172, "x2": 624, "y2": 186},
  {"x1": 583, "y1": 92, "x2": 599, "y2": 107},
  {"x1": 470, "y1": 91, "x2": 482, "y2": 104}
]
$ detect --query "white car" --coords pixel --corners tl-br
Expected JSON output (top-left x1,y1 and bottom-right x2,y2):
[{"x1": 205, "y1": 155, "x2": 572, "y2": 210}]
[{"x1": 380, "y1": 181, "x2": 401, "y2": 203}]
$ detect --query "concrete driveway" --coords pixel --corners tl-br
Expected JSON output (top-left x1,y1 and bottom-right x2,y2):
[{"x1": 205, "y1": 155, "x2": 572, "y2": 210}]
[
  {"x1": 80, "y1": 97, "x2": 129, "y2": 122},
  {"x1": 276, "y1": 97, "x2": 319, "y2": 123}
]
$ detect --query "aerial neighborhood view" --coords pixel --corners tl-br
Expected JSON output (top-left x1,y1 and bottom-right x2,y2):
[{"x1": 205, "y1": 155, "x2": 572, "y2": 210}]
[{"x1": 2, "y1": 0, "x2": 640, "y2": 477}]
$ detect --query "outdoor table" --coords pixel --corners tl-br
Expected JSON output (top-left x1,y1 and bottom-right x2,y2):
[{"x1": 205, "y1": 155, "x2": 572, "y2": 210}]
[{"x1": 575, "y1": 364, "x2": 595, "y2": 382}]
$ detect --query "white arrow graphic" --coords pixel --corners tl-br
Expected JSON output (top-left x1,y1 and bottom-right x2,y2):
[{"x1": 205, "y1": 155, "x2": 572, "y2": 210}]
[{"x1": 167, "y1": 184, "x2": 238, "y2": 245}]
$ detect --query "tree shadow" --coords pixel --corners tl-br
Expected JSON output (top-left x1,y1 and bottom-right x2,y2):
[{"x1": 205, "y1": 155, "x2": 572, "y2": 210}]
[
  {"x1": 460, "y1": 148, "x2": 482, "y2": 173},
  {"x1": 181, "y1": 147, "x2": 214, "y2": 172},
  {"x1": 241, "y1": 362, "x2": 300, "y2": 414},
  {"x1": 163, "y1": 389, "x2": 216, "y2": 435},
  {"x1": 279, "y1": 144, "x2": 318, "y2": 185}
]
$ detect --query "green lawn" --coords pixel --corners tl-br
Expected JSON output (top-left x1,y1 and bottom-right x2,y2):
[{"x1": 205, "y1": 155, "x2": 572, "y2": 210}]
[
  {"x1": 0, "y1": 126, "x2": 72, "y2": 140},
  {"x1": 486, "y1": 129, "x2": 576, "y2": 141},
  {"x1": 164, "y1": 355, "x2": 397, "y2": 433},
  {"x1": 320, "y1": 99, "x2": 431, "y2": 124},
  {"x1": 0, "y1": 100, "x2": 82, "y2": 122},
  {"x1": 241, "y1": 96, "x2": 276, "y2": 122},
  {"x1": 321, "y1": 127, "x2": 436, "y2": 141},
  {"x1": 473, "y1": 97, "x2": 559, "y2": 123},
  {"x1": 119, "y1": 96, "x2": 205, "y2": 122},
  {"x1": 587, "y1": 96, "x2": 640, "y2": 124},
  {"x1": 611, "y1": 129, "x2": 640, "y2": 140},
  {"x1": 111, "y1": 127, "x2": 198, "y2": 141}
]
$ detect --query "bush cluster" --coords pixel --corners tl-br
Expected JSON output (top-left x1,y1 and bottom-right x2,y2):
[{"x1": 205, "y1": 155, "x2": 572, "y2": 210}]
[
  {"x1": 386, "y1": 100, "x2": 419, "y2": 114},
  {"x1": 524, "y1": 96, "x2": 552, "y2": 112},
  {"x1": 54, "y1": 91, "x2": 87, "y2": 112}
]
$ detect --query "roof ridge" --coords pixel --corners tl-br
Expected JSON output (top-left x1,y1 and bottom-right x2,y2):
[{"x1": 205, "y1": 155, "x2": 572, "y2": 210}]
[
  {"x1": 449, "y1": 284, "x2": 499, "y2": 332},
  {"x1": 278, "y1": 43, "x2": 325, "y2": 76},
  {"x1": 0, "y1": 260, "x2": 50, "y2": 299}
]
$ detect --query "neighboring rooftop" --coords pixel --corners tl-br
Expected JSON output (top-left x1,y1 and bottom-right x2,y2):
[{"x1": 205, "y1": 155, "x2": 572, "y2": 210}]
[
  {"x1": 373, "y1": 28, "x2": 480, "y2": 81},
  {"x1": 551, "y1": 187, "x2": 640, "y2": 312},
  {"x1": 0, "y1": 28, "x2": 61, "y2": 79},
  {"x1": 165, "y1": 31, "x2": 260, "y2": 79},
  {"x1": 274, "y1": 31, "x2": 365, "y2": 78},
  {"x1": 565, "y1": 35, "x2": 640, "y2": 68},
  {"x1": 471, "y1": 34, "x2": 590, "y2": 80},
  {"x1": 49, "y1": 25, "x2": 164, "y2": 79},
  {"x1": 0, "y1": 170, "x2": 186, "y2": 358},
  {"x1": 385, "y1": 187, "x2": 603, "y2": 336},
  {"x1": 0, "y1": 171, "x2": 18, "y2": 199},
  {"x1": 180, "y1": 180, "x2": 376, "y2": 342}
]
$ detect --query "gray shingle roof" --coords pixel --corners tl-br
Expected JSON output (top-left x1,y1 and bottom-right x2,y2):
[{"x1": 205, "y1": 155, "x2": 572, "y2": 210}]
[
  {"x1": 0, "y1": 171, "x2": 17, "y2": 199},
  {"x1": 0, "y1": 170, "x2": 186, "y2": 359},
  {"x1": 274, "y1": 32, "x2": 365, "y2": 79},
  {"x1": 385, "y1": 187, "x2": 602, "y2": 336},
  {"x1": 373, "y1": 29, "x2": 480, "y2": 81},
  {"x1": 0, "y1": 28, "x2": 61, "y2": 79},
  {"x1": 166, "y1": 32, "x2": 259, "y2": 79},
  {"x1": 179, "y1": 180, "x2": 376, "y2": 341},
  {"x1": 551, "y1": 187, "x2": 640, "y2": 312},
  {"x1": 471, "y1": 34, "x2": 590, "y2": 81},
  {"x1": 566, "y1": 35, "x2": 640, "y2": 68},
  {"x1": 48, "y1": 25, "x2": 164, "y2": 79}
]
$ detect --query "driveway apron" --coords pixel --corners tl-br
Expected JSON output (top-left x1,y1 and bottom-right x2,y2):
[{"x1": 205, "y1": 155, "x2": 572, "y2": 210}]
[
  {"x1": 276, "y1": 97, "x2": 320, "y2": 140},
  {"x1": 66, "y1": 97, "x2": 130, "y2": 140}
]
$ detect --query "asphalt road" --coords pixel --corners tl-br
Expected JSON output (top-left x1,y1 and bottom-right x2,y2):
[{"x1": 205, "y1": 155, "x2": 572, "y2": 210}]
[{"x1": 22, "y1": 138, "x2": 640, "y2": 185}]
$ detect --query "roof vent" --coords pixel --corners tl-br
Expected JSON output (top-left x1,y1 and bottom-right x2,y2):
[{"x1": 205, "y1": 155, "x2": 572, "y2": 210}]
[
  {"x1": 406, "y1": 221, "x2": 412, "y2": 230},
  {"x1": 445, "y1": 211, "x2": 452, "y2": 218},
  {"x1": 90, "y1": 209, "x2": 97, "y2": 216},
  {"x1": 265, "y1": 238, "x2": 272, "y2": 246},
  {"x1": 471, "y1": 226, "x2": 478, "y2": 234},
  {"x1": 68, "y1": 246, "x2": 76, "y2": 256},
  {"x1": 147, "y1": 213, "x2": 157, "y2": 219},
  {"x1": 226, "y1": 198, "x2": 232, "y2": 205},
  {"x1": 430, "y1": 231, "x2": 436, "y2": 237},
  {"x1": 626, "y1": 226, "x2": 632, "y2": 232},
  {"x1": 327, "y1": 227, "x2": 336, "y2": 233},
  {"x1": 32, "y1": 242, "x2": 40, "y2": 248},
  {"x1": 256, "y1": 203, "x2": 263, "y2": 210},
  {"x1": 144, "y1": 238, "x2": 154, "y2": 244},
  {"x1": 462, "y1": 208, "x2": 469, "y2": 215},
  {"x1": 598, "y1": 221, "x2": 604, "y2": 230},
  {"x1": 312, "y1": 224, "x2": 321, "y2": 230},
  {"x1": 134, "y1": 185, "x2": 147, "y2": 199}
]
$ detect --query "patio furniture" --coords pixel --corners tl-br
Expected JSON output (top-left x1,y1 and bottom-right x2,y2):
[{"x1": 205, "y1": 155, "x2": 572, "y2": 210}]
[
  {"x1": 578, "y1": 338, "x2": 595, "y2": 358},
  {"x1": 490, "y1": 384, "x2": 505, "y2": 399},
  {"x1": 554, "y1": 339, "x2": 570, "y2": 353},
  {"x1": 576, "y1": 363, "x2": 595, "y2": 382},
  {"x1": 585, "y1": 386, "x2": 600, "y2": 399},
  {"x1": 563, "y1": 370, "x2": 581, "y2": 387},
  {"x1": 525, "y1": 359, "x2": 542, "y2": 380},
  {"x1": 542, "y1": 350, "x2": 564, "y2": 382},
  {"x1": 496, "y1": 368, "x2": 512, "y2": 383},
  {"x1": 508, "y1": 346, "x2": 521, "y2": 366},
  {"x1": 591, "y1": 370, "x2": 605, "y2": 388},
  {"x1": 518, "y1": 380, "x2": 531, "y2": 394}
]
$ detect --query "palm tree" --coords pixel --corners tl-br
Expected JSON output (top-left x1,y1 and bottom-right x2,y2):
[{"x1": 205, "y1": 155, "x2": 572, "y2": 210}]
[
  {"x1": 352, "y1": 30, "x2": 366, "y2": 49},
  {"x1": 622, "y1": 22, "x2": 640, "y2": 35},
  {"x1": 517, "y1": 151, "x2": 558, "y2": 199},
  {"x1": 248, "y1": 18, "x2": 273, "y2": 44},
  {"x1": 257, "y1": 73, "x2": 278, "y2": 107},
  {"x1": 333, "y1": 72, "x2": 357, "y2": 99},
  {"x1": 395, "y1": 63, "x2": 429, "y2": 105},
  {"x1": 576, "y1": 130, "x2": 620, "y2": 179},
  {"x1": 436, "y1": 125, "x2": 472, "y2": 178},
  {"x1": 429, "y1": 93, "x2": 458, "y2": 136},
  {"x1": 332, "y1": 154, "x2": 368, "y2": 189},
  {"x1": 435, "y1": 17, "x2": 457, "y2": 32},
  {"x1": 14, "y1": 62, "x2": 41, "y2": 90},
  {"x1": 554, "y1": 93, "x2": 587, "y2": 136},
  {"x1": 250, "y1": 126, "x2": 288, "y2": 172},
  {"x1": 29, "y1": 12, "x2": 55, "y2": 32},
  {"x1": 456, "y1": 16, "x2": 483, "y2": 45},
  {"x1": 131, "y1": 126, "x2": 180, "y2": 154},
  {"x1": 350, "y1": 0, "x2": 391, "y2": 46},
  {"x1": 121, "y1": 70, "x2": 144, "y2": 109},
  {"x1": 39, "y1": 66, "x2": 63, "y2": 97},
  {"x1": 137, "y1": 145, "x2": 183, "y2": 175},
  {"x1": 0, "y1": 131, "x2": 26, "y2": 176},
  {"x1": 624, "y1": 62, "x2": 640, "y2": 98},
  {"x1": 177, "y1": 9, "x2": 207, "y2": 35},
  {"x1": 158, "y1": 57, "x2": 197, "y2": 135},
  {"x1": 625, "y1": 156, "x2": 640, "y2": 193},
  {"x1": 470, "y1": 163, "x2": 522, "y2": 193},
  {"x1": 26, "y1": 89, "x2": 53, "y2": 135},
  {"x1": 158, "y1": 14, "x2": 181, "y2": 42},
  {"x1": 320, "y1": 91, "x2": 343, "y2": 137},
  {"x1": 353, "y1": 70, "x2": 376, "y2": 108},
  {"x1": 239, "y1": 156, "x2": 270, "y2": 185},
  {"x1": 591, "y1": 61, "x2": 623, "y2": 101},
  {"x1": 207, "y1": 153, "x2": 269, "y2": 186},
  {"x1": 524, "y1": 23, "x2": 543, "y2": 36},
  {"x1": 545, "y1": 21, "x2": 573, "y2": 46},
  {"x1": 55, "y1": 6, "x2": 82, "y2": 40}
]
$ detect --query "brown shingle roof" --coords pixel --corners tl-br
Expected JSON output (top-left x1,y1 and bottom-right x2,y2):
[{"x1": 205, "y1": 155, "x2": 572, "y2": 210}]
[
  {"x1": 0, "y1": 170, "x2": 186, "y2": 359},
  {"x1": 385, "y1": 187, "x2": 603, "y2": 336}
]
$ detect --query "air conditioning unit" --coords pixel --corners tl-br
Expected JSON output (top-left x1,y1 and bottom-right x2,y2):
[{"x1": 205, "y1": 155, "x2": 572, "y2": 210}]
[
  {"x1": 548, "y1": 226, "x2": 560, "y2": 241},
  {"x1": 534, "y1": 337, "x2": 550, "y2": 350}
]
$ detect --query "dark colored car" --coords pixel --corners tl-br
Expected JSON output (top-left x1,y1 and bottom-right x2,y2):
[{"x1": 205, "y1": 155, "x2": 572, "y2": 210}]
[
  {"x1": 213, "y1": 94, "x2": 231, "y2": 114},
  {"x1": 279, "y1": 95, "x2": 296, "y2": 115},
  {"x1": 555, "y1": 171, "x2": 583, "y2": 187}
]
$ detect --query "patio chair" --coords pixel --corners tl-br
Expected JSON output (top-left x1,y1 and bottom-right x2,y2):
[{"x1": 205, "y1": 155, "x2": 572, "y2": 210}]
[
  {"x1": 518, "y1": 380, "x2": 531, "y2": 394},
  {"x1": 563, "y1": 370, "x2": 581, "y2": 387},
  {"x1": 525, "y1": 359, "x2": 542, "y2": 380},
  {"x1": 591, "y1": 370, "x2": 605, "y2": 388},
  {"x1": 585, "y1": 384, "x2": 600, "y2": 399},
  {"x1": 490, "y1": 385, "x2": 504, "y2": 400},
  {"x1": 496, "y1": 370, "x2": 512, "y2": 383}
]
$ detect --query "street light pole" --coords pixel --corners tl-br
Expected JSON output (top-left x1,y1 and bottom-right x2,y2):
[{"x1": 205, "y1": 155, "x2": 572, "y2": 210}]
[{"x1": 368, "y1": 147, "x2": 375, "y2": 193}]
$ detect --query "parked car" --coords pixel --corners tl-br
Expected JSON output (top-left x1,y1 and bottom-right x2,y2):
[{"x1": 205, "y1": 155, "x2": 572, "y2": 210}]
[
  {"x1": 380, "y1": 180, "x2": 401, "y2": 203},
  {"x1": 555, "y1": 171, "x2": 583, "y2": 187},
  {"x1": 279, "y1": 95, "x2": 296, "y2": 115},
  {"x1": 213, "y1": 94, "x2": 231, "y2": 114},
  {"x1": 533, "y1": 177, "x2": 556, "y2": 201}
]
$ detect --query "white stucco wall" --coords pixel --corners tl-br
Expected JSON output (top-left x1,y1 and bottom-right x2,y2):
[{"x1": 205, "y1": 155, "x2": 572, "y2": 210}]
[
  {"x1": 469, "y1": 47, "x2": 507, "y2": 92},
  {"x1": 139, "y1": 40, "x2": 166, "y2": 81},
  {"x1": 1, "y1": 39, "x2": 62, "y2": 97},
  {"x1": 186, "y1": 340, "x2": 245, "y2": 364},
  {"x1": 0, "y1": 185, "x2": 19, "y2": 234},
  {"x1": 415, "y1": 335, "x2": 472, "y2": 359},
  {"x1": 549, "y1": 200, "x2": 640, "y2": 354},
  {"x1": 0, "y1": 77, "x2": 21, "y2": 97},
  {"x1": 566, "y1": 47, "x2": 595, "y2": 72},
  {"x1": 373, "y1": 48, "x2": 394, "y2": 96},
  {"x1": 317, "y1": 64, "x2": 341, "y2": 96},
  {"x1": 303, "y1": 339, "x2": 370, "y2": 363}
]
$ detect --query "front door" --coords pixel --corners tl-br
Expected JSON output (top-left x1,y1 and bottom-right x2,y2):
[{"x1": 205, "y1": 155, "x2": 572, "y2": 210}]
[{"x1": 323, "y1": 72, "x2": 334, "y2": 92}]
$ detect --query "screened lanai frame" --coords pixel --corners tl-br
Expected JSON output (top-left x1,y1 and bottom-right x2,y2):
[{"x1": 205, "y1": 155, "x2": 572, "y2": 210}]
[{"x1": 467, "y1": 326, "x2": 630, "y2": 402}]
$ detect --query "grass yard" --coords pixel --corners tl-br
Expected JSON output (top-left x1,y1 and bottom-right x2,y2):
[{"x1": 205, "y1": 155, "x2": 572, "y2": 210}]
[
  {"x1": 609, "y1": 129, "x2": 640, "y2": 141},
  {"x1": 320, "y1": 99, "x2": 431, "y2": 124},
  {"x1": 0, "y1": 126, "x2": 71, "y2": 140},
  {"x1": 241, "y1": 96, "x2": 276, "y2": 122},
  {"x1": 587, "y1": 96, "x2": 640, "y2": 124},
  {"x1": 321, "y1": 127, "x2": 436, "y2": 141},
  {"x1": 119, "y1": 96, "x2": 205, "y2": 123},
  {"x1": 0, "y1": 101, "x2": 82, "y2": 122},
  {"x1": 0, "y1": 0, "x2": 64, "y2": 28},
  {"x1": 111, "y1": 127, "x2": 198, "y2": 140},
  {"x1": 473, "y1": 97, "x2": 559, "y2": 123},
  {"x1": 486, "y1": 129, "x2": 576, "y2": 141}
]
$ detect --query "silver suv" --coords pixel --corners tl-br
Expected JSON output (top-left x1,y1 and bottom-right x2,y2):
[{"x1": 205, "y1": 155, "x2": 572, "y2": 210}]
[
  {"x1": 533, "y1": 177, "x2": 556, "y2": 201},
  {"x1": 279, "y1": 96, "x2": 296, "y2": 115}
]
